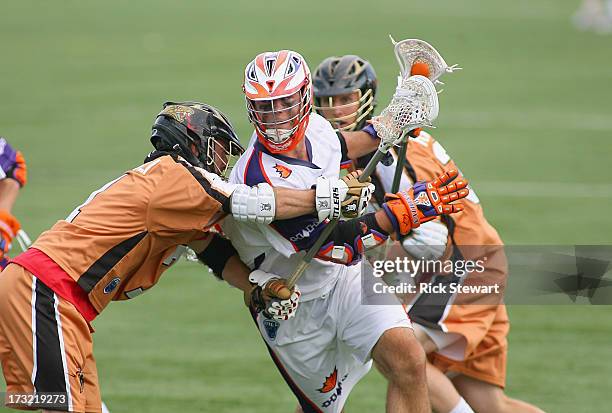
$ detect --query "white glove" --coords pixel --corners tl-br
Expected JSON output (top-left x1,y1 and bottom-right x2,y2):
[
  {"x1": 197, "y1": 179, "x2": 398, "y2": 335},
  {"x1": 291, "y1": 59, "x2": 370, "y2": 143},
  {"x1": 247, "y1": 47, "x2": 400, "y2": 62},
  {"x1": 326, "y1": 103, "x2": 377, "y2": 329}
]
[
  {"x1": 315, "y1": 173, "x2": 375, "y2": 222},
  {"x1": 248, "y1": 270, "x2": 301, "y2": 321},
  {"x1": 401, "y1": 220, "x2": 449, "y2": 260}
]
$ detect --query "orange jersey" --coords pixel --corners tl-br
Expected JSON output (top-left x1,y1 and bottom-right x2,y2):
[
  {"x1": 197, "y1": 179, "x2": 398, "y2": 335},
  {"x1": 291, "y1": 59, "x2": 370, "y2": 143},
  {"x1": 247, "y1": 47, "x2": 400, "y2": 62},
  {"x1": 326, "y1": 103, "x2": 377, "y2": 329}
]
[
  {"x1": 27, "y1": 153, "x2": 232, "y2": 315},
  {"x1": 355, "y1": 131, "x2": 507, "y2": 357},
  {"x1": 402, "y1": 132, "x2": 502, "y2": 247},
  {"x1": 358, "y1": 131, "x2": 502, "y2": 247}
]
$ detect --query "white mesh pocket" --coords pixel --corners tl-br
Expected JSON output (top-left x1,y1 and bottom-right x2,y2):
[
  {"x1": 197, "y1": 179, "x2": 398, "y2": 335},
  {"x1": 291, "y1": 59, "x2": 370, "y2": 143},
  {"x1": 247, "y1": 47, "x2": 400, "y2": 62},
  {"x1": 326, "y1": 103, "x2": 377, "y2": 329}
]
[{"x1": 372, "y1": 75, "x2": 439, "y2": 143}]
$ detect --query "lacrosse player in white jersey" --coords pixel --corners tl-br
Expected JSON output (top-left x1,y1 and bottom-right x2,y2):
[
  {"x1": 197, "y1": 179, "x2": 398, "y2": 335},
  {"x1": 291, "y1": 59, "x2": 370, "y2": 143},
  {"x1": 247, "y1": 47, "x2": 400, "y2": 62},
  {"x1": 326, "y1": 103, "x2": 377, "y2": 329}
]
[{"x1": 223, "y1": 50, "x2": 470, "y2": 413}]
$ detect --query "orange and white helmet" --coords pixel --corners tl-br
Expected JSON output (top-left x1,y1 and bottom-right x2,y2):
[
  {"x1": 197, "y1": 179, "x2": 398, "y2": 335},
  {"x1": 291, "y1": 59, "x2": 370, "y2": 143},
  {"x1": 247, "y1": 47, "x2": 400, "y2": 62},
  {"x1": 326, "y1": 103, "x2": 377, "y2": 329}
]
[{"x1": 243, "y1": 50, "x2": 312, "y2": 153}]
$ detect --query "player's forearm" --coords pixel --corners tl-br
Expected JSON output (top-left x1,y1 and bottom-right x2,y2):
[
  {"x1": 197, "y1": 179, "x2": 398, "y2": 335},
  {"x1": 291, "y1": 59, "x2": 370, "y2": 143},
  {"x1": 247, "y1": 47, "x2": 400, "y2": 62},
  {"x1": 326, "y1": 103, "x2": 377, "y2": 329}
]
[
  {"x1": 341, "y1": 130, "x2": 379, "y2": 160},
  {"x1": 374, "y1": 209, "x2": 398, "y2": 240},
  {"x1": 273, "y1": 187, "x2": 316, "y2": 219},
  {"x1": 190, "y1": 234, "x2": 251, "y2": 292},
  {"x1": 221, "y1": 255, "x2": 254, "y2": 292},
  {"x1": 0, "y1": 178, "x2": 21, "y2": 211}
]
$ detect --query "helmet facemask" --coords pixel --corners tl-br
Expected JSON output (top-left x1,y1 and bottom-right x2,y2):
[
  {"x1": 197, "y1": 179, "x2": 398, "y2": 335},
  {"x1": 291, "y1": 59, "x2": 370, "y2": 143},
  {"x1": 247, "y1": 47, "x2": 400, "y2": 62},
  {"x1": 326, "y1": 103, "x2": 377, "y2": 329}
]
[
  {"x1": 312, "y1": 55, "x2": 378, "y2": 132},
  {"x1": 243, "y1": 50, "x2": 313, "y2": 154},
  {"x1": 314, "y1": 88, "x2": 375, "y2": 132},
  {"x1": 206, "y1": 136, "x2": 243, "y2": 178},
  {"x1": 246, "y1": 85, "x2": 312, "y2": 153}
]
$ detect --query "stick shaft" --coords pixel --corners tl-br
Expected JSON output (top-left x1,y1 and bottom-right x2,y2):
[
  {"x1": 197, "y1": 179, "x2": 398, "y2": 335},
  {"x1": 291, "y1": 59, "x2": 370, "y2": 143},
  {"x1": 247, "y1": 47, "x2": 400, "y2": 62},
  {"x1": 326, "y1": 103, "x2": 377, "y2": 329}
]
[
  {"x1": 391, "y1": 137, "x2": 408, "y2": 193},
  {"x1": 16, "y1": 229, "x2": 32, "y2": 252},
  {"x1": 286, "y1": 143, "x2": 393, "y2": 288}
]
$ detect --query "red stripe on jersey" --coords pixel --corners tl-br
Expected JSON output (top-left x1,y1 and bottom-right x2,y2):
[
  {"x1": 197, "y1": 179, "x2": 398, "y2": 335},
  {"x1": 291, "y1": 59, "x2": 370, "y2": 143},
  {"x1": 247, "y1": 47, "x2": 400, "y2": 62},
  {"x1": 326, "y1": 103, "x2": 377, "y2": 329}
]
[{"x1": 11, "y1": 249, "x2": 98, "y2": 322}]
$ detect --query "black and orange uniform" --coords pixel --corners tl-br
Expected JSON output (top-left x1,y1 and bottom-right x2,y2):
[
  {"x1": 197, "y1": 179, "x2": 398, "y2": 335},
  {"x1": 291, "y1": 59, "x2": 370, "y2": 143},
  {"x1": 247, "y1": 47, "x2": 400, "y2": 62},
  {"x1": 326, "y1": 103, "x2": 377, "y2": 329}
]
[{"x1": 0, "y1": 153, "x2": 233, "y2": 412}]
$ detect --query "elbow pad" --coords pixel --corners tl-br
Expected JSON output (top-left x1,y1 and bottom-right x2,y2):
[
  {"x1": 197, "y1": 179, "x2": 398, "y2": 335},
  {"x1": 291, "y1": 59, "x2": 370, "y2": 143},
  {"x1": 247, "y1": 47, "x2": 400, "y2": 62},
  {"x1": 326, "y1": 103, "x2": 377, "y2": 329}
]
[
  {"x1": 230, "y1": 183, "x2": 276, "y2": 224},
  {"x1": 196, "y1": 234, "x2": 238, "y2": 280}
]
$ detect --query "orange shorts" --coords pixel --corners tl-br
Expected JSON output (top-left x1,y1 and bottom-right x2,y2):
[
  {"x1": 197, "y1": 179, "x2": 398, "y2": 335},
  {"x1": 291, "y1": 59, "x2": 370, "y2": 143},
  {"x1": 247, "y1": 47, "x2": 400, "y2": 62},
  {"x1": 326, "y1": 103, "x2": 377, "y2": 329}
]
[
  {"x1": 429, "y1": 305, "x2": 509, "y2": 388},
  {"x1": 0, "y1": 264, "x2": 102, "y2": 412}
]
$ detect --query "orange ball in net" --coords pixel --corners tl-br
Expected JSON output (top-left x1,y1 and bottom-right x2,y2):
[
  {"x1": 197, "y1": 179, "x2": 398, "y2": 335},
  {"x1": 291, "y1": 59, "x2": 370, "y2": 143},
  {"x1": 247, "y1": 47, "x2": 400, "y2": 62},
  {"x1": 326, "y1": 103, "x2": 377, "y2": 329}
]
[{"x1": 410, "y1": 62, "x2": 430, "y2": 78}]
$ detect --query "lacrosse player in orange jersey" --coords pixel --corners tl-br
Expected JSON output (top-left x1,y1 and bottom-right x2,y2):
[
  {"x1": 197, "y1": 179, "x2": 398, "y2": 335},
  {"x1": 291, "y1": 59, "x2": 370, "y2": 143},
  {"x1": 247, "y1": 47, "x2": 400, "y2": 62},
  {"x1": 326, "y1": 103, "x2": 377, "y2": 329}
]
[
  {"x1": 0, "y1": 136, "x2": 28, "y2": 270},
  {"x1": 0, "y1": 100, "x2": 386, "y2": 413},
  {"x1": 313, "y1": 52, "x2": 544, "y2": 413}
]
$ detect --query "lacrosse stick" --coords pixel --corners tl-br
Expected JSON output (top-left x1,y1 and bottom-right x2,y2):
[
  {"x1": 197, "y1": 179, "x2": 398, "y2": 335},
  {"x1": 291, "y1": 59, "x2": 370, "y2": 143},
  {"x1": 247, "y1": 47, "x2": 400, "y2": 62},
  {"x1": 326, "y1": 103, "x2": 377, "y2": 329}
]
[
  {"x1": 15, "y1": 229, "x2": 32, "y2": 251},
  {"x1": 370, "y1": 37, "x2": 463, "y2": 277},
  {"x1": 286, "y1": 74, "x2": 439, "y2": 289},
  {"x1": 389, "y1": 37, "x2": 461, "y2": 194}
]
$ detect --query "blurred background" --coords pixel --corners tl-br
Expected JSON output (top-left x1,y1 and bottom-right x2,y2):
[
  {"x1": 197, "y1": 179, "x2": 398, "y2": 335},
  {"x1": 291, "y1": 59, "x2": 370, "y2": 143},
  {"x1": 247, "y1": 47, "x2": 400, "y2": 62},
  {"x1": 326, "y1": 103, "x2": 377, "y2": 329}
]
[{"x1": 1, "y1": 0, "x2": 611, "y2": 411}]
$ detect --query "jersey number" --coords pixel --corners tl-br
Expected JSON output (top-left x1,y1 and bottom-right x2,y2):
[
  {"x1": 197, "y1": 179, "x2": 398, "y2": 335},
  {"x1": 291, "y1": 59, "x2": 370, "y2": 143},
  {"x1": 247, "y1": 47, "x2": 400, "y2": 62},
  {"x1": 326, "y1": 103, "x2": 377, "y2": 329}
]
[{"x1": 65, "y1": 174, "x2": 127, "y2": 223}]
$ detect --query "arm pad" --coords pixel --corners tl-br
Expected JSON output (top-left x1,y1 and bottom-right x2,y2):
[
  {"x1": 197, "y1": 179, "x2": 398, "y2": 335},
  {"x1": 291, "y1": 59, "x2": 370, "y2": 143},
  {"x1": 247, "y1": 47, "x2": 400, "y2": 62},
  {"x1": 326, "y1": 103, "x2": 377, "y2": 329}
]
[
  {"x1": 196, "y1": 234, "x2": 238, "y2": 279},
  {"x1": 230, "y1": 183, "x2": 276, "y2": 224}
]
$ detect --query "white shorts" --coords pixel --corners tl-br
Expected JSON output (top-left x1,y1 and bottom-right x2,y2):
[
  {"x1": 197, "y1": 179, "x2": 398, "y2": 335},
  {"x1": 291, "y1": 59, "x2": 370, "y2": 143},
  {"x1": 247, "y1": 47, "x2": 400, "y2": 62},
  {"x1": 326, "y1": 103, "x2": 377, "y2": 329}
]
[{"x1": 252, "y1": 265, "x2": 412, "y2": 413}]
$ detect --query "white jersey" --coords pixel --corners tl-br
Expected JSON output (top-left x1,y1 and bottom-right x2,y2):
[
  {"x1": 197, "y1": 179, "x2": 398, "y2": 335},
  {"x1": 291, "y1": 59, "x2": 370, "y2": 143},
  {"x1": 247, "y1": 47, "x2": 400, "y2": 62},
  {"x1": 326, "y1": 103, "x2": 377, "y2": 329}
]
[
  {"x1": 224, "y1": 117, "x2": 413, "y2": 413},
  {"x1": 223, "y1": 113, "x2": 348, "y2": 301}
]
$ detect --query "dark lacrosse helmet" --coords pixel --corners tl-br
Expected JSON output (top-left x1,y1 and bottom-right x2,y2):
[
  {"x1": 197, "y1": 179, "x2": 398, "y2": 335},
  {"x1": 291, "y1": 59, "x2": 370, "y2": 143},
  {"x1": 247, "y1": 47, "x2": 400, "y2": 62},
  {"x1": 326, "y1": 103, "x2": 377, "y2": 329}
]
[
  {"x1": 151, "y1": 101, "x2": 244, "y2": 176},
  {"x1": 312, "y1": 55, "x2": 377, "y2": 131}
]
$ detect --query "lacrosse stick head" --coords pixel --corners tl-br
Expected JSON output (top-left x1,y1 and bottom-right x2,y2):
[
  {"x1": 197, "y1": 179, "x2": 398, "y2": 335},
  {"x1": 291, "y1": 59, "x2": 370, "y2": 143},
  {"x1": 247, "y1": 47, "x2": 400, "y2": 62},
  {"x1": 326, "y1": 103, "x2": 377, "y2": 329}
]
[
  {"x1": 371, "y1": 75, "x2": 439, "y2": 146},
  {"x1": 391, "y1": 37, "x2": 460, "y2": 83}
]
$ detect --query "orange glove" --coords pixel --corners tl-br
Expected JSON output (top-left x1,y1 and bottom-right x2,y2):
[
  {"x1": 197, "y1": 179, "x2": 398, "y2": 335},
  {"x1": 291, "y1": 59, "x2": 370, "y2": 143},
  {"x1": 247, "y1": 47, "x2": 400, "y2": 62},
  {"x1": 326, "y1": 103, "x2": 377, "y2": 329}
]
[
  {"x1": 11, "y1": 151, "x2": 27, "y2": 187},
  {"x1": 382, "y1": 170, "x2": 468, "y2": 238},
  {"x1": 0, "y1": 209, "x2": 21, "y2": 261},
  {"x1": 0, "y1": 137, "x2": 28, "y2": 187}
]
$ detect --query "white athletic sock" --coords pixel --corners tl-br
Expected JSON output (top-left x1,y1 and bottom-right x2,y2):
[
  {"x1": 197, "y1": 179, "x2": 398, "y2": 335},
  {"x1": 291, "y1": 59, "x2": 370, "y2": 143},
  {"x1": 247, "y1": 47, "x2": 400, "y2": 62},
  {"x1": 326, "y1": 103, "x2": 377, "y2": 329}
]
[{"x1": 449, "y1": 397, "x2": 474, "y2": 413}]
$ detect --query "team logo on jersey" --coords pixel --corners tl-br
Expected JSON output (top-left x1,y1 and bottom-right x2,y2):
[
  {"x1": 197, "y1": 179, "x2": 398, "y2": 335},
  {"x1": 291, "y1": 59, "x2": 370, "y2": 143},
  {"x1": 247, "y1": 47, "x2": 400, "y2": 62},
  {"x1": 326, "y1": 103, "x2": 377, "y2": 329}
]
[
  {"x1": 273, "y1": 164, "x2": 292, "y2": 179},
  {"x1": 318, "y1": 367, "x2": 349, "y2": 408},
  {"x1": 318, "y1": 367, "x2": 338, "y2": 393},
  {"x1": 289, "y1": 221, "x2": 319, "y2": 242},
  {"x1": 263, "y1": 319, "x2": 280, "y2": 340},
  {"x1": 103, "y1": 277, "x2": 121, "y2": 294}
]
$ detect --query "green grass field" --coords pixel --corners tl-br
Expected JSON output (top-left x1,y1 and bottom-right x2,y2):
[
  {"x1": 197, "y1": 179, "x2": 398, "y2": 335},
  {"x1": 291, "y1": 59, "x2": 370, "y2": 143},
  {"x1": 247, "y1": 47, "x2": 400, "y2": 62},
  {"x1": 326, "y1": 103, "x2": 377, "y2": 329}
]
[{"x1": 1, "y1": 0, "x2": 611, "y2": 411}]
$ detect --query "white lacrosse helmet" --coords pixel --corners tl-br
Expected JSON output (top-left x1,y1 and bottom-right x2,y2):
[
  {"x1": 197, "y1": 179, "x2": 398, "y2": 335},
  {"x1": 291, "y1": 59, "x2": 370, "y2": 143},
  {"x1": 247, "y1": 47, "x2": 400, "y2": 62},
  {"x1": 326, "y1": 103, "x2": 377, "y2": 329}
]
[{"x1": 243, "y1": 50, "x2": 312, "y2": 153}]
